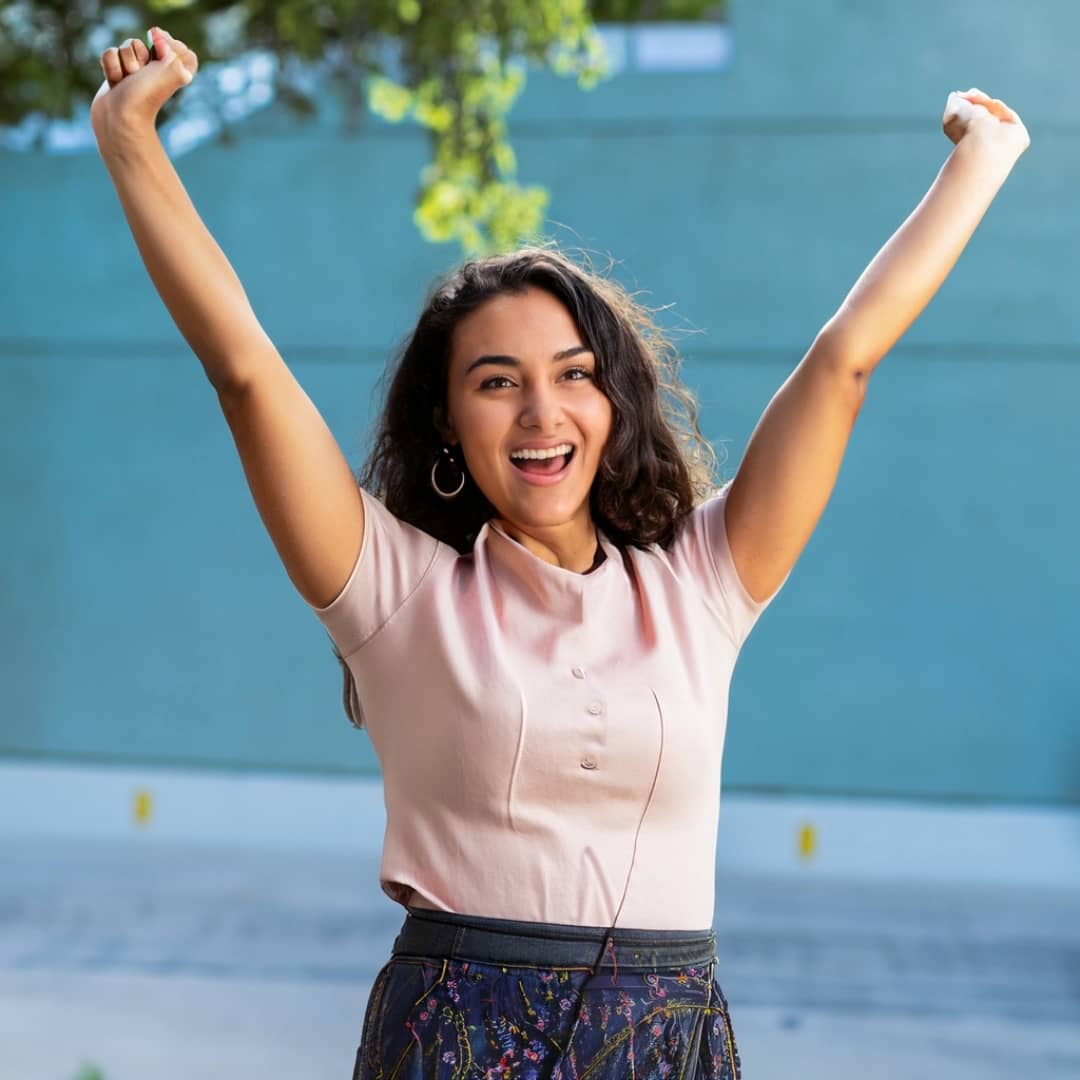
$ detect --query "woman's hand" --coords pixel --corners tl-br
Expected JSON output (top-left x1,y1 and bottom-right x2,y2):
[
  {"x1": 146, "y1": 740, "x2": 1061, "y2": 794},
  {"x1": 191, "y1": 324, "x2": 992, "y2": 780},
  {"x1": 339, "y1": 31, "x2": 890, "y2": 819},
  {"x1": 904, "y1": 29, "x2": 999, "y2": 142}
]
[
  {"x1": 942, "y1": 88, "x2": 1030, "y2": 163},
  {"x1": 90, "y1": 27, "x2": 198, "y2": 151}
]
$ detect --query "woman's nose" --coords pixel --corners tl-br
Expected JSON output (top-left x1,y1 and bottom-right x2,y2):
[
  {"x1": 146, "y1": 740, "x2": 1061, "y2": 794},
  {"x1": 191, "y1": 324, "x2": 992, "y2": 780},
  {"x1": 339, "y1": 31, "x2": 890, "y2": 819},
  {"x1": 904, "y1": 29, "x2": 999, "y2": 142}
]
[{"x1": 518, "y1": 388, "x2": 565, "y2": 427}]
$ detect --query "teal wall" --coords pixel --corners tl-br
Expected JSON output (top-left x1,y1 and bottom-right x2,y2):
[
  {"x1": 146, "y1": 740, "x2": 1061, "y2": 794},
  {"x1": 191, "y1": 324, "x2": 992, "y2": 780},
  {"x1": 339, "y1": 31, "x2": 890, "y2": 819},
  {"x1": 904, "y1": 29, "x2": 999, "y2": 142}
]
[{"x1": 2, "y1": 1, "x2": 1077, "y2": 805}]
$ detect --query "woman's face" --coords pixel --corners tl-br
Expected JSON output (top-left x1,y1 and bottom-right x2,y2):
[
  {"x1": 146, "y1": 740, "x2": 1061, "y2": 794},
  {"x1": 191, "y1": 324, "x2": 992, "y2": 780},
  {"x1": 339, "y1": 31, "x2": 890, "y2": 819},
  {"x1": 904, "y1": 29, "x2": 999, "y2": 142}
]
[{"x1": 441, "y1": 285, "x2": 613, "y2": 538}]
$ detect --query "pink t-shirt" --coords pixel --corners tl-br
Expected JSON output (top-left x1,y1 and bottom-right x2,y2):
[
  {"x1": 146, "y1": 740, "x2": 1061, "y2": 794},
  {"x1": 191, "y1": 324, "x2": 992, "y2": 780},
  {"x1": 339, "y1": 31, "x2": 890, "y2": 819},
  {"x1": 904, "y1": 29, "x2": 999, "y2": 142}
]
[{"x1": 309, "y1": 480, "x2": 784, "y2": 930}]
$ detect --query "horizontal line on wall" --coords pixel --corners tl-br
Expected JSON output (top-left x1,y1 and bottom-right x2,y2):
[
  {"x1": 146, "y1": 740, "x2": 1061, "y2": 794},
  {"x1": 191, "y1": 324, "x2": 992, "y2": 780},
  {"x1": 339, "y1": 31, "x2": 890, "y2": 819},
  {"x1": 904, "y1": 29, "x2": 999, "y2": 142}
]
[
  {"x1": 0, "y1": 746, "x2": 362, "y2": 781},
  {"x1": 1, "y1": 338, "x2": 1076, "y2": 364},
  {"x1": 241, "y1": 116, "x2": 1078, "y2": 140},
  {"x1": 510, "y1": 117, "x2": 1076, "y2": 138},
  {"x1": 736, "y1": 781, "x2": 1080, "y2": 811},
  {"x1": 1, "y1": 750, "x2": 1072, "y2": 810}
]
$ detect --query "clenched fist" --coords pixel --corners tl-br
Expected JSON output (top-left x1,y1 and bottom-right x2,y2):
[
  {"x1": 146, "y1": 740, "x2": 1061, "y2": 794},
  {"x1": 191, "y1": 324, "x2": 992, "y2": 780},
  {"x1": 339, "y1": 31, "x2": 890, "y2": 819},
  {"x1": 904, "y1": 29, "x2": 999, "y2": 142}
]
[
  {"x1": 91, "y1": 27, "x2": 199, "y2": 150},
  {"x1": 943, "y1": 88, "x2": 1030, "y2": 163}
]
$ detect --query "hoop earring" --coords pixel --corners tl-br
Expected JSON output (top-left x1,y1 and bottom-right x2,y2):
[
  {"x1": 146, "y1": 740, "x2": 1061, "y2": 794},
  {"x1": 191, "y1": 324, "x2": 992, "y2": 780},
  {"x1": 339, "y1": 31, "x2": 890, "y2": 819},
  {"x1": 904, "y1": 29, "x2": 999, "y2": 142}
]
[{"x1": 431, "y1": 444, "x2": 465, "y2": 499}]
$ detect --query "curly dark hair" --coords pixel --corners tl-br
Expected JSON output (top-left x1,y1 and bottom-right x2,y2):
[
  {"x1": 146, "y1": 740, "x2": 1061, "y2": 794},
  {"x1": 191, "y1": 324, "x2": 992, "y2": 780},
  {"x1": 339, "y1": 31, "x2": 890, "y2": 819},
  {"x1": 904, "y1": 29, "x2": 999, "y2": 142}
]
[{"x1": 332, "y1": 242, "x2": 727, "y2": 727}]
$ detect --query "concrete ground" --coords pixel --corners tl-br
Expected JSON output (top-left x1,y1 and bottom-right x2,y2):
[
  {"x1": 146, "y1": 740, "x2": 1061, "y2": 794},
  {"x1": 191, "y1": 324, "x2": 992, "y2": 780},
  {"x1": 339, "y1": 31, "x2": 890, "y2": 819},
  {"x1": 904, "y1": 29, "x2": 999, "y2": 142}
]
[{"x1": 2, "y1": 836, "x2": 1078, "y2": 1080}]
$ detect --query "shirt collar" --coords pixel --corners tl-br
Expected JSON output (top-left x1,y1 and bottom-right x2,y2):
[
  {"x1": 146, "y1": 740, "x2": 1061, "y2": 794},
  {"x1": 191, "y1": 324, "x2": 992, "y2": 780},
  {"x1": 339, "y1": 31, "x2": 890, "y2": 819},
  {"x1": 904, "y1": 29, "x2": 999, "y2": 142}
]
[{"x1": 476, "y1": 518, "x2": 620, "y2": 619}]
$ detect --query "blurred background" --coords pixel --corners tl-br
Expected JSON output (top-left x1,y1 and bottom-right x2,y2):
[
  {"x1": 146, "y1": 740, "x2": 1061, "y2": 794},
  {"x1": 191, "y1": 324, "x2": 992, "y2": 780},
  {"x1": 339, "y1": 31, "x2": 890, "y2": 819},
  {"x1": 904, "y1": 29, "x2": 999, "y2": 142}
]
[{"x1": 1, "y1": 0, "x2": 1078, "y2": 1077}]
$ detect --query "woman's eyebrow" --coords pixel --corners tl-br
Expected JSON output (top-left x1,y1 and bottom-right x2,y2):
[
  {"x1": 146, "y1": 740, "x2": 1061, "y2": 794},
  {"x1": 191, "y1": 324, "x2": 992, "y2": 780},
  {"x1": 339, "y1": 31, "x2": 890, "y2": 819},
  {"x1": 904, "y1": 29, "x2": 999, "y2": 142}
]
[{"x1": 464, "y1": 344, "x2": 592, "y2": 375}]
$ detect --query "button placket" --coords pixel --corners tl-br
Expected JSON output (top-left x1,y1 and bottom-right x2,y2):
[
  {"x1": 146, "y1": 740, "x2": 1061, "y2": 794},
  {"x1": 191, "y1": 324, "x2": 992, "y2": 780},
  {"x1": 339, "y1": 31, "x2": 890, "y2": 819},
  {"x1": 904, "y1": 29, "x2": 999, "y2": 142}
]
[
  {"x1": 573, "y1": 664, "x2": 603, "y2": 771},
  {"x1": 581, "y1": 695, "x2": 605, "y2": 769}
]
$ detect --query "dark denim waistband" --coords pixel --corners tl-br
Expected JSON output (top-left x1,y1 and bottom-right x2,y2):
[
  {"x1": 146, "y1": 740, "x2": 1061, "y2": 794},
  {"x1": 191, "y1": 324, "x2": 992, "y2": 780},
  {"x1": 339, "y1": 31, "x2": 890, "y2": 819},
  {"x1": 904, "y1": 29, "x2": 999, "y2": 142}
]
[{"x1": 395, "y1": 908, "x2": 717, "y2": 971}]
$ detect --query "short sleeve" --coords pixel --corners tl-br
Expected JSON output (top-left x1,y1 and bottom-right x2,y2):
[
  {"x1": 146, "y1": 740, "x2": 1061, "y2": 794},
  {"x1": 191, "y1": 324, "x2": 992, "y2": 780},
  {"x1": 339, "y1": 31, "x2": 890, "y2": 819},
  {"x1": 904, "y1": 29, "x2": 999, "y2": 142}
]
[
  {"x1": 306, "y1": 487, "x2": 441, "y2": 659},
  {"x1": 671, "y1": 480, "x2": 788, "y2": 648}
]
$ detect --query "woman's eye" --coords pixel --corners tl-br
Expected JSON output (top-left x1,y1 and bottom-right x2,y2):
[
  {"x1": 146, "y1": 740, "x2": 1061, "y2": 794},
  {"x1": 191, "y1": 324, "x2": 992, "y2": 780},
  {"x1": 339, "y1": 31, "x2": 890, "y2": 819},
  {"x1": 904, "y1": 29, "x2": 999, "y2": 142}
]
[{"x1": 479, "y1": 368, "x2": 592, "y2": 391}]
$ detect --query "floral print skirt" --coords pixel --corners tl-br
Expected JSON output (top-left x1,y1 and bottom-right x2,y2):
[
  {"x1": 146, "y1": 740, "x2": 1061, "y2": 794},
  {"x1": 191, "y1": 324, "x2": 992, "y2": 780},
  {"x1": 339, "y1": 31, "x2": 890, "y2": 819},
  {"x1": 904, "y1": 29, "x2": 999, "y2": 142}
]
[{"x1": 352, "y1": 906, "x2": 741, "y2": 1079}]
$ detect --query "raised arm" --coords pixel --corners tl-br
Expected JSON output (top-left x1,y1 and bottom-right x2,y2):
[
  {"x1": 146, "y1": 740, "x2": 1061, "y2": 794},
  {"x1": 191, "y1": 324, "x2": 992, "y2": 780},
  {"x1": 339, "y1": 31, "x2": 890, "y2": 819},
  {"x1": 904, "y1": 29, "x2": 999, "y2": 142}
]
[
  {"x1": 92, "y1": 27, "x2": 364, "y2": 608},
  {"x1": 723, "y1": 89, "x2": 1030, "y2": 603}
]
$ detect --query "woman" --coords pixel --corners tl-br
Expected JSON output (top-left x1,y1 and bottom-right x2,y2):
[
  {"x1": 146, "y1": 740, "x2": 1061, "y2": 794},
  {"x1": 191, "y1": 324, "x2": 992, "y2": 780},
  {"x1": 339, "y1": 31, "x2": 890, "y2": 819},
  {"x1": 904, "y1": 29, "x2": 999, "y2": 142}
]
[{"x1": 91, "y1": 26, "x2": 1029, "y2": 1078}]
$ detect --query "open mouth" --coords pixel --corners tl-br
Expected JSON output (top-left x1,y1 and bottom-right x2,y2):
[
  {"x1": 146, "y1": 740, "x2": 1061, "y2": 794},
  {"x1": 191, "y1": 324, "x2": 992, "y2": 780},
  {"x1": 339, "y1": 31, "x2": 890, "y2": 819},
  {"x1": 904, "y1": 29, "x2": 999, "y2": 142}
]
[{"x1": 510, "y1": 446, "x2": 575, "y2": 476}]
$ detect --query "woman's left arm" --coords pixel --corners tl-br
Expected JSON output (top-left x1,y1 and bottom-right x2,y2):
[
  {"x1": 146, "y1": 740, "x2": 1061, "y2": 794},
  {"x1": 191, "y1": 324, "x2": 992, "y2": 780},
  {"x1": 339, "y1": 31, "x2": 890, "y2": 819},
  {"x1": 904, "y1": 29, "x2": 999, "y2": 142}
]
[{"x1": 723, "y1": 89, "x2": 1030, "y2": 604}]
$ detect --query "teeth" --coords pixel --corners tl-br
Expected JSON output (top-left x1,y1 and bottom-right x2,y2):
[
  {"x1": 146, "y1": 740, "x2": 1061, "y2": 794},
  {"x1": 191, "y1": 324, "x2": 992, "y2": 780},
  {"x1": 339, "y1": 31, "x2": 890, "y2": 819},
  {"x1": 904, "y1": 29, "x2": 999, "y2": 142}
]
[{"x1": 510, "y1": 443, "x2": 574, "y2": 461}]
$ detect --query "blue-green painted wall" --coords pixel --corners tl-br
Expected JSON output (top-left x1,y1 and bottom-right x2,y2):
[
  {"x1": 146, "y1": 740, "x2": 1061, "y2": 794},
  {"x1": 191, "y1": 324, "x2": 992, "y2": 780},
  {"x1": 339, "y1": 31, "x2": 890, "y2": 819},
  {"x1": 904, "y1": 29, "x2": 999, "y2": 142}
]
[{"x1": 2, "y1": 1, "x2": 1076, "y2": 805}]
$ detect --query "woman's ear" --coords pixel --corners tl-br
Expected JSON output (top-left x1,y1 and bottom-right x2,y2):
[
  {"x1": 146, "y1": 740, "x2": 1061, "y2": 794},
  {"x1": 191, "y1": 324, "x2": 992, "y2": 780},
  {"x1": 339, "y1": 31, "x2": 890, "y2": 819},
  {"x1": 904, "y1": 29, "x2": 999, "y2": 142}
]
[{"x1": 432, "y1": 404, "x2": 457, "y2": 445}]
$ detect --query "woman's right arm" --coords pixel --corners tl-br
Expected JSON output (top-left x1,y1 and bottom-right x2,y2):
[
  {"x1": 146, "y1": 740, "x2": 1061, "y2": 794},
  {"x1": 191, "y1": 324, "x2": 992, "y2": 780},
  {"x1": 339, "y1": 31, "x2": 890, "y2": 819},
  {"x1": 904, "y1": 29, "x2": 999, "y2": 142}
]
[{"x1": 94, "y1": 28, "x2": 364, "y2": 609}]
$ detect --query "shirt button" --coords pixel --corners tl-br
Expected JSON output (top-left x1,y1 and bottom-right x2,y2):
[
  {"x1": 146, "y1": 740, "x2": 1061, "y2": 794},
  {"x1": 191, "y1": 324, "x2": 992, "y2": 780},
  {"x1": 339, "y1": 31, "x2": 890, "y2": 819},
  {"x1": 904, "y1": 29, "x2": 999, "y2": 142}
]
[
  {"x1": 581, "y1": 757, "x2": 598, "y2": 770},
  {"x1": 586, "y1": 701, "x2": 603, "y2": 716},
  {"x1": 571, "y1": 666, "x2": 586, "y2": 679}
]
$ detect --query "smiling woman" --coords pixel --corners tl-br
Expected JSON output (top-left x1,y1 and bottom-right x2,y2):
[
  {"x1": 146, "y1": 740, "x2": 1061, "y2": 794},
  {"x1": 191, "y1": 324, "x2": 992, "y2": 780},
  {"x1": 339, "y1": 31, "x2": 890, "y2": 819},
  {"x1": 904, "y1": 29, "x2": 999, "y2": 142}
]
[
  {"x1": 300, "y1": 249, "x2": 772, "y2": 1080},
  {"x1": 84, "y1": 22, "x2": 1032, "y2": 1070},
  {"x1": 432, "y1": 285, "x2": 615, "y2": 570}
]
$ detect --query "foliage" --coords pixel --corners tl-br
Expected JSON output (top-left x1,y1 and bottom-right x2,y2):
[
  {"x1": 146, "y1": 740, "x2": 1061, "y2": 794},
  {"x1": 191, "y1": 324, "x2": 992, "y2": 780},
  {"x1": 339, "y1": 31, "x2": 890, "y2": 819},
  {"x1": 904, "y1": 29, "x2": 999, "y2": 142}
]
[{"x1": 0, "y1": 0, "x2": 726, "y2": 252}]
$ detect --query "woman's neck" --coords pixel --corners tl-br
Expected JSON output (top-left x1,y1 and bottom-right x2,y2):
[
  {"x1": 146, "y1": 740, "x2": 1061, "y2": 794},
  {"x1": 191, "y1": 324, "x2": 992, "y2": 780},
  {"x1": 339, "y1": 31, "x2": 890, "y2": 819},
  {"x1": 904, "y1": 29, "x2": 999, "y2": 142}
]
[{"x1": 492, "y1": 517, "x2": 603, "y2": 574}]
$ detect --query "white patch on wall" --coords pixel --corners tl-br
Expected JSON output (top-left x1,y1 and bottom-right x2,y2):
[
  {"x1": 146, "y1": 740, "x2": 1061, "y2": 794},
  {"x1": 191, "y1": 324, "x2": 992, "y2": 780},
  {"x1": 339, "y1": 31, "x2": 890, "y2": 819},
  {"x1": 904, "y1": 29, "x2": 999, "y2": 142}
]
[{"x1": 596, "y1": 22, "x2": 733, "y2": 74}]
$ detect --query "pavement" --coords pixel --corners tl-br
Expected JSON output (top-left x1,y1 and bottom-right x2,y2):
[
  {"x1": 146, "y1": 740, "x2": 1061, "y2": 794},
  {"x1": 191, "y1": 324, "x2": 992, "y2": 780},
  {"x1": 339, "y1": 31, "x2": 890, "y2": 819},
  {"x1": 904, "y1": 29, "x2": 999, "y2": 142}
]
[{"x1": 1, "y1": 835, "x2": 1078, "y2": 1079}]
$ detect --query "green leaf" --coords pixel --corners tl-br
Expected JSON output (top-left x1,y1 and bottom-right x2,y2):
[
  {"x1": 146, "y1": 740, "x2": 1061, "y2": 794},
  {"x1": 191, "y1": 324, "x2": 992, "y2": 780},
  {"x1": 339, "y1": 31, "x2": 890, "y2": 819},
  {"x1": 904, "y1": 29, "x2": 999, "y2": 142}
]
[
  {"x1": 396, "y1": 0, "x2": 422, "y2": 25},
  {"x1": 366, "y1": 75, "x2": 413, "y2": 123}
]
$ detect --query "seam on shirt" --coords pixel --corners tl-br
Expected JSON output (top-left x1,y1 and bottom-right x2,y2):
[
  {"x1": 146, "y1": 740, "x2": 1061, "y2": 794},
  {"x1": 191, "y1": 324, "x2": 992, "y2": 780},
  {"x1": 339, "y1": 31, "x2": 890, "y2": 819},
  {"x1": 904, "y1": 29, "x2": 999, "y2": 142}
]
[
  {"x1": 506, "y1": 688, "x2": 527, "y2": 834},
  {"x1": 339, "y1": 536, "x2": 443, "y2": 663},
  {"x1": 702, "y1": 481, "x2": 767, "y2": 616}
]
